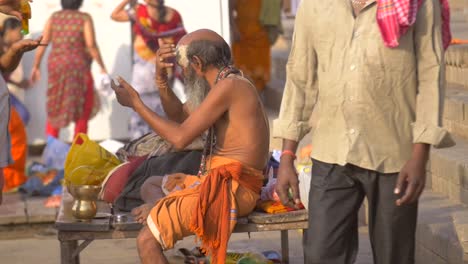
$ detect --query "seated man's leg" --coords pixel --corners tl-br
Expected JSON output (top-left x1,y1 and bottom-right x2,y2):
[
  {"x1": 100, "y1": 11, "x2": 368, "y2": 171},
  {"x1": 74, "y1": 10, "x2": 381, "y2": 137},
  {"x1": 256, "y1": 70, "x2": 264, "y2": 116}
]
[
  {"x1": 145, "y1": 188, "x2": 199, "y2": 253},
  {"x1": 141, "y1": 176, "x2": 165, "y2": 204},
  {"x1": 137, "y1": 225, "x2": 169, "y2": 264},
  {"x1": 132, "y1": 176, "x2": 165, "y2": 224}
]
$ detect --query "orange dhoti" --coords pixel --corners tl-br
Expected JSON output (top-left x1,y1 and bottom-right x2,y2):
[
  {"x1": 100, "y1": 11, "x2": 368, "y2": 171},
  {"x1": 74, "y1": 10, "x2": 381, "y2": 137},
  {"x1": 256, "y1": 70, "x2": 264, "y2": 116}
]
[
  {"x1": 147, "y1": 156, "x2": 263, "y2": 264},
  {"x1": 3, "y1": 107, "x2": 27, "y2": 192}
]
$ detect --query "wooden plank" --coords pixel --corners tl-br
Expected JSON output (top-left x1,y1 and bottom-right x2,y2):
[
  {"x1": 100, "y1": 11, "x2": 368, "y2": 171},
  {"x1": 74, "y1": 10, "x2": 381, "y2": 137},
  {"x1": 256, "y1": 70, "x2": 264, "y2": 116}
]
[
  {"x1": 112, "y1": 213, "x2": 307, "y2": 233},
  {"x1": 58, "y1": 219, "x2": 308, "y2": 241},
  {"x1": 233, "y1": 221, "x2": 308, "y2": 233},
  {"x1": 247, "y1": 210, "x2": 308, "y2": 224},
  {"x1": 58, "y1": 230, "x2": 141, "y2": 241}
]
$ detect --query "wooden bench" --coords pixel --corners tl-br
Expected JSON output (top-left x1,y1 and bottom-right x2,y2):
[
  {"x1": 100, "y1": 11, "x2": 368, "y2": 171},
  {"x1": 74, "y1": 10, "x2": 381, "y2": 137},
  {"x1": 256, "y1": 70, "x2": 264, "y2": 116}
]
[{"x1": 55, "y1": 189, "x2": 308, "y2": 264}]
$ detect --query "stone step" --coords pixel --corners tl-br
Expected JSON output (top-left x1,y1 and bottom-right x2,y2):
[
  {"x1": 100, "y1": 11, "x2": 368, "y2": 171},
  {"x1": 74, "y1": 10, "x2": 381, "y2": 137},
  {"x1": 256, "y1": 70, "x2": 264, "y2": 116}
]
[
  {"x1": 0, "y1": 193, "x2": 58, "y2": 226},
  {"x1": 450, "y1": 0, "x2": 468, "y2": 11},
  {"x1": 446, "y1": 45, "x2": 468, "y2": 89},
  {"x1": 430, "y1": 135, "x2": 468, "y2": 205},
  {"x1": 416, "y1": 190, "x2": 468, "y2": 264},
  {"x1": 444, "y1": 84, "x2": 468, "y2": 141}
]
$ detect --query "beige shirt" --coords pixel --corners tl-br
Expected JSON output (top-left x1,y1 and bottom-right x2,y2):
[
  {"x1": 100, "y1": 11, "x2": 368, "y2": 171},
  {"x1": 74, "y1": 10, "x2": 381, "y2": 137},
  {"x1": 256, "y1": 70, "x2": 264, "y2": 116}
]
[{"x1": 273, "y1": 0, "x2": 454, "y2": 173}]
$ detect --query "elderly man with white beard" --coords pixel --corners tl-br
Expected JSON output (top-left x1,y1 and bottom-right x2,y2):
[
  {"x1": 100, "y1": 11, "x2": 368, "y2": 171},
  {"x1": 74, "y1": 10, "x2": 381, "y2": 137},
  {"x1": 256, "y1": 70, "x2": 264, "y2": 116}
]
[{"x1": 111, "y1": 29, "x2": 270, "y2": 264}]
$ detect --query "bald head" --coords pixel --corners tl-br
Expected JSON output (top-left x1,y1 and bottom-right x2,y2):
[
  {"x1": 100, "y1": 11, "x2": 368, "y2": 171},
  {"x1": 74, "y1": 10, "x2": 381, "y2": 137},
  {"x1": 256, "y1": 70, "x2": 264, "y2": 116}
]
[
  {"x1": 178, "y1": 29, "x2": 226, "y2": 46},
  {"x1": 176, "y1": 29, "x2": 232, "y2": 71}
]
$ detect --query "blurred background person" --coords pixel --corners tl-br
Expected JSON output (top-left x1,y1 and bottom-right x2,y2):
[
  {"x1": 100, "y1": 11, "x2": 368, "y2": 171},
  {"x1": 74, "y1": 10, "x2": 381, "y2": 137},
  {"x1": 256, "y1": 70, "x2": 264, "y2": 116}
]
[
  {"x1": 2, "y1": 17, "x2": 30, "y2": 124},
  {"x1": 230, "y1": 0, "x2": 282, "y2": 95},
  {"x1": 1, "y1": 17, "x2": 29, "y2": 192},
  {"x1": 111, "y1": 0, "x2": 186, "y2": 140},
  {"x1": 30, "y1": 0, "x2": 108, "y2": 139},
  {"x1": 0, "y1": 0, "x2": 42, "y2": 201}
]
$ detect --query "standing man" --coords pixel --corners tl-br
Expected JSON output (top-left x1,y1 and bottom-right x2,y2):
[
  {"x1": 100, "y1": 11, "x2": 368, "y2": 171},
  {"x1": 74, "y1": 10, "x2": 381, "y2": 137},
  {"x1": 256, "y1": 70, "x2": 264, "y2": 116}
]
[{"x1": 274, "y1": 0, "x2": 453, "y2": 263}]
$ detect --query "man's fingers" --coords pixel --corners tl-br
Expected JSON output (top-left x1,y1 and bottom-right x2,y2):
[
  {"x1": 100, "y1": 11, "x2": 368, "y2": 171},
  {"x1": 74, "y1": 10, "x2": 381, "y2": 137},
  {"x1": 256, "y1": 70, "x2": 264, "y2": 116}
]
[
  {"x1": 110, "y1": 80, "x2": 119, "y2": 91},
  {"x1": 158, "y1": 46, "x2": 174, "y2": 55},
  {"x1": 397, "y1": 180, "x2": 416, "y2": 206},
  {"x1": 290, "y1": 181, "x2": 301, "y2": 205},
  {"x1": 158, "y1": 38, "x2": 165, "y2": 48},
  {"x1": 8, "y1": 10, "x2": 22, "y2": 20},
  {"x1": 275, "y1": 185, "x2": 290, "y2": 206},
  {"x1": 410, "y1": 182, "x2": 425, "y2": 204},
  {"x1": 160, "y1": 62, "x2": 174, "y2": 68},
  {"x1": 35, "y1": 36, "x2": 43, "y2": 44},
  {"x1": 160, "y1": 53, "x2": 175, "y2": 60},
  {"x1": 116, "y1": 76, "x2": 135, "y2": 91},
  {"x1": 116, "y1": 76, "x2": 129, "y2": 87},
  {"x1": 394, "y1": 171, "x2": 407, "y2": 195}
]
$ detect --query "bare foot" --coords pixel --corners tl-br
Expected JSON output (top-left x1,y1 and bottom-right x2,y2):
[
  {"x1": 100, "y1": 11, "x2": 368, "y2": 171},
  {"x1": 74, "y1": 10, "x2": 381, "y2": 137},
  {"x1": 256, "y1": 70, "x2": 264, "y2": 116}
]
[{"x1": 131, "y1": 203, "x2": 153, "y2": 224}]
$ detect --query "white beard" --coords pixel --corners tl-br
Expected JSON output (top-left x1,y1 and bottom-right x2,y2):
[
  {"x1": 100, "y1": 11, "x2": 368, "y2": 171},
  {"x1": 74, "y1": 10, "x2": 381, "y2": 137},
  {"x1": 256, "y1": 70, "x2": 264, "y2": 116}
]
[{"x1": 185, "y1": 68, "x2": 210, "y2": 112}]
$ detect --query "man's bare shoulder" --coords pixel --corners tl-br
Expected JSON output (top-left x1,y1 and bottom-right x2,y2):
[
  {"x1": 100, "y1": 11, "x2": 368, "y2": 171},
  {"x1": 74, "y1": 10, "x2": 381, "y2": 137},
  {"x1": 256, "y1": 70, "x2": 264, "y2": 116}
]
[{"x1": 216, "y1": 75, "x2": 255, "y2": 94}]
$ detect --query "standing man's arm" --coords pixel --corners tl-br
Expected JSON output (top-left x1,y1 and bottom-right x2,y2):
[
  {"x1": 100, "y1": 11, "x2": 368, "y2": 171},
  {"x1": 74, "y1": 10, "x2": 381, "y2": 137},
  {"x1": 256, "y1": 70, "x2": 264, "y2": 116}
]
[
  {"x1": 273, "y1": 2, "x2": 318, "y2": 208},
  {"x1": 395, "y1": 0, "x2": 453, "y2": 206}
]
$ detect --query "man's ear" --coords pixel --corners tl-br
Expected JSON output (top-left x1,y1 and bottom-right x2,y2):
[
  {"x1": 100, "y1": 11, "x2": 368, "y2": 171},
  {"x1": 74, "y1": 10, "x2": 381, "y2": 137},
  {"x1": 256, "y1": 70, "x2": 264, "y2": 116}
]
[{"x1": 191, "y1": 55, "x2": 204, "y2": 73}]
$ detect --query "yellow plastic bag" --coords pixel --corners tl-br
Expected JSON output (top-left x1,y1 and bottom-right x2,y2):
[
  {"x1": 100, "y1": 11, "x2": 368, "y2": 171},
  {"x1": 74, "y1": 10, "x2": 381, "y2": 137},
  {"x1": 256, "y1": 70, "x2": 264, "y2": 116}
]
[{"x1": 64, "y1": 133, "x2": 121, "y2": 186}]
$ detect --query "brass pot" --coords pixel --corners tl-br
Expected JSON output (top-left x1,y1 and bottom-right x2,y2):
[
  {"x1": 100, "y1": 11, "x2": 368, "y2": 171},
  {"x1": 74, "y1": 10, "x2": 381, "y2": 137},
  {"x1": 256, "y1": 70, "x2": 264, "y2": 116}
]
[{"x1": 68, "y1": 184, "x2": 102, "y2": 221}]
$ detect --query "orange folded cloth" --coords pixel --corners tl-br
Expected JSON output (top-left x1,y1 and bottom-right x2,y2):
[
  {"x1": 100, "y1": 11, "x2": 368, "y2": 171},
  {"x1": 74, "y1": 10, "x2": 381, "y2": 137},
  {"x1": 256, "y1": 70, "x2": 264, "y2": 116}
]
[
  {"x1": 451, "y1": 38, "x2": 468, "y2": 45},
  {"x1": 257, "y1": 200, "x2": 305, "y2": 214}
]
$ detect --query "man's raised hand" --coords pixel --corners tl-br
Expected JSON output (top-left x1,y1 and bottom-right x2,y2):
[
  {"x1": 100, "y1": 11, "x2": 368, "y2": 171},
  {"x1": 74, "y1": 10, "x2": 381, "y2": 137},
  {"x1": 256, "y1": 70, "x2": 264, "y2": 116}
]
[
  {"x1": 155, "y1": 38, "x2": 176, "y2": 81},
  {"x1": 0, "y1": 0, "x2": 30, "y2": 20},
  {"x1": 110, "y1": 76, "x2": 141, "y2": 109},
  {"x1": 12, "y1": 36, "x2": 42, "y2": 54}
]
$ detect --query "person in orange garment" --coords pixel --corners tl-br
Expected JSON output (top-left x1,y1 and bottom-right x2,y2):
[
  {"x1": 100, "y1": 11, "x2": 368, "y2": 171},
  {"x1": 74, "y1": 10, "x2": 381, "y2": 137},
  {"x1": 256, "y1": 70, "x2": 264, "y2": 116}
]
[
  {"x1": 111, "y1": 29, "x2": 269, "y2": 264},
  {"x1": 230, "y1": 0, "x2": 271, "y2": 93},
  {"x1": 1, "y1": 18, "x2": 31, "y2": 192},
  {"x1": 3, "y1": 106, "x2": 27, "y2": 192},
  {"x1": 0, "y1": 0, "x2": 42, "y2": 204}
]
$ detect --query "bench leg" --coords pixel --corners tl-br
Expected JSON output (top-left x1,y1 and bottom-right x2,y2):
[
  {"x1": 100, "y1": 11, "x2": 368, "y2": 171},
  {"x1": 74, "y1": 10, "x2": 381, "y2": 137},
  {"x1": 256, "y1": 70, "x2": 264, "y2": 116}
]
[
  {"x1": 281, "y1": 230, "x2": 289, "y2": 264},
  {"x1": 60, "y1": 240, "x2": 80, "y2": 264}
]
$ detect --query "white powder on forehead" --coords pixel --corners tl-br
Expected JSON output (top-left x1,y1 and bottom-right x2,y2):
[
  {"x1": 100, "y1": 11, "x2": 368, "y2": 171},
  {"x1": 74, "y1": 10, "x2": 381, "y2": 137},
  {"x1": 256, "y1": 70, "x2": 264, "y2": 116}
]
[{"x1": 177, "y1": 45, "x2": 189, "y2": 67}]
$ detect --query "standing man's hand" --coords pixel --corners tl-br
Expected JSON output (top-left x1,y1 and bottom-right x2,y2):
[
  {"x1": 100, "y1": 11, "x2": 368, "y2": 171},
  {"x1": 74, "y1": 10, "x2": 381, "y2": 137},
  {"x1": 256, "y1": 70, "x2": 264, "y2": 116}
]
[
  {"x1": 395, "y1": 143, "x2": 430, "y2": 206},
  {"x1": 275, "y1": 149, "x2": 302, "y2": 209}
]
